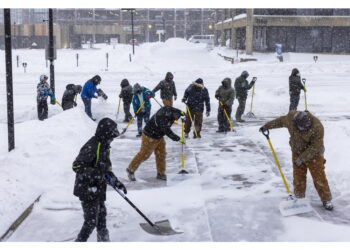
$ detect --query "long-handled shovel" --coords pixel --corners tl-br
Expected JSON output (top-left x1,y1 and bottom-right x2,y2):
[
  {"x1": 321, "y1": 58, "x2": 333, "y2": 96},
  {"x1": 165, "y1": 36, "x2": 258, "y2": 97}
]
[
  {"x1": 261, "y1": 129, "x2": 312, "y2": 216},
  {"x1": 113, "y1": 186, "x2": 182, "y2": 235},
  {"x1": 245, "y1": 80, "x2": 256, "y2": 119},
  {"x1": 178, "y1": 118, "x2": 188, "y2": 174},
  {"x1": 120, "y1": 100, "x2": 146, "y2": 135},
  {"x1": 302, "y1": 78, "x2": 308, "y2": 111},
  {"x1": 116, "y1": 97, "x2": 121, "y2": 120},
  {"x1": 185, "y1": 104, "x2": 198, "y2": 137},
  {"x1": 219, "y1": 101, "x2": 235, "y2": 132},
  {"x1": 153, "y1": 97, "x2": 163, "y2": 108}
]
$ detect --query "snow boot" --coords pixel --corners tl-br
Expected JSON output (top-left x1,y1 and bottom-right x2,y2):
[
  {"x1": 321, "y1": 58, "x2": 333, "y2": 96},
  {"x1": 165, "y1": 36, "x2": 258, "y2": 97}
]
[
  {"x1": 156, "y1": 173, "x2": 167, "y2": 181},
  {"x1": 136, "y1": 132, "x2": 142, "y2": 137},
  {"x1": 236, "y1": 118, "x2": 245, "y2": 123},
  {"x1": 185, "y1": 133, "x2": 189, "y2": 139},
  {"x1": 126, "y1": 168, "x2": 136, "y2": 181},
  {"x1": 193, "y1": 132, "x2": 201, "y2": 139},
  {"x1": 97, "y1": 230, "x2": 110, "y2": 242},
  {"x1": 323, "y1": 201, "x2": 334, "y2": 211}
]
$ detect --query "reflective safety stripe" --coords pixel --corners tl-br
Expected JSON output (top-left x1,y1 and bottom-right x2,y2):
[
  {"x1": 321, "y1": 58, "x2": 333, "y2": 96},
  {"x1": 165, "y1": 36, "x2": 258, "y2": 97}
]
[
  {"x1": 72, "y1": 165, "x2": 80, "y2": 169},
  {"x1": 95, "y1": 142, "x2": 101, "y2": 166}
]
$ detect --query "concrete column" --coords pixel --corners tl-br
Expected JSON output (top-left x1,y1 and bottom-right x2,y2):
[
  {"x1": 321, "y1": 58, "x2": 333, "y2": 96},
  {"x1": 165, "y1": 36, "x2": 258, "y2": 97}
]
[
  {"x1": 220, "y1": 9, "x2": 225, "y2": 46},
  {"x1": 230, "y1": 9, "x2": 237, "y2": 49},
  {"x1": 245, "y1": 9, "x2": 254, "y2": 55}
]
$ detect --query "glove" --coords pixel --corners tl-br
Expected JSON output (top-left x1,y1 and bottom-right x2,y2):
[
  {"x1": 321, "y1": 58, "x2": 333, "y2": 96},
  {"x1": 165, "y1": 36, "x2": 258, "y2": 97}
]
[
  {"x1": 259, "y1": 126, "x2": 267, "y2": 133},
  {"x1": 181, "y1": 111, "x2": 186, "y2": 116},
  {"x1": 179, "y1": 137, "x2": 186, "y2": 144},
  {"x1": 295, "y1": 158, "x2": 303, "y2": 167},
  {"x1": 115, "y1": 180, "x2": 127, "y2": 194},
  {"x1": 73, "y1": 101, "x2": 77, "y2": 107},
  {"x1": 42, "y1": 91, "x2": 48, "y2": 96},
  {"x1": 206, "y1": 111, "x2": 210, "y2": 117},
  {"x1": 146, "y1": 94, "x2": 152, "y2": 100},
  {"x1": 174, "y1": 96, "x2": 177, "y2": 101}
]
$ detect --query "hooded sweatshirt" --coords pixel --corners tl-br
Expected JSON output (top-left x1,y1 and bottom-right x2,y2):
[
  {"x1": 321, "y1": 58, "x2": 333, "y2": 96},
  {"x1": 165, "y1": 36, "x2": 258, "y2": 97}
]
[{"x1": 215, "y1": 78, "x2": 235, "y2": 107}]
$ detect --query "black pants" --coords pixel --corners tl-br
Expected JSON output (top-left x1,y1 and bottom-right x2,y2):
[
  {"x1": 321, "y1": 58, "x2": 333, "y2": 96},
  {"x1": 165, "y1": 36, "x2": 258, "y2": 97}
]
[
  {"x1": 37, "y1": 100, "x2": 48, "y2": 120},
  {"x1": 289, "y1": 94, "x2": 300, "y2": 111},
  {"x1": 235, "y1": 97, "x2": 247, "y2": 120},
  {"x1": 123, "y1": 102, "x2": 133, "y2": 122},
  {"x1": 137, "y1": 110, "x2": 150, "y2": 134},
  {"x1": 218, "y1": 106, "x2": 232, "y2": 132},
  {"x1": 75, "y1": 200, "x2": 109, "y2": 242}
]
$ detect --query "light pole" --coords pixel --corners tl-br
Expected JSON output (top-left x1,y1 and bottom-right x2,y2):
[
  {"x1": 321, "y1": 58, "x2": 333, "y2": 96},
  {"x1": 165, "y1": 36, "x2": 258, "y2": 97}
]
[{"x1": 122, "y1": 8, "x2": 136, "y2": 55}]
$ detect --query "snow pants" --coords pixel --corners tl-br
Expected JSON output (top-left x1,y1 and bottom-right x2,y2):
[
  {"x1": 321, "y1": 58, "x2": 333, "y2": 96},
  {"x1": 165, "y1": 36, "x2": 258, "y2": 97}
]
[
  {"x1": 162, "y1": 99, "x2": 173, "y2": 107},
  {"x1": 185, "y1": 108, "x2": 203, "y2": 136},
  {"x1": 292, "y1": 154, "x2": 332, "y2": 202},
  {"x1": 75, "y1": 200, "x2": 109, "y2": 242},
  {"x1": 235, "y1": 96, "x2": 247, "y2": 120},
  {"x1": 136, "y1": 110, "x2": 150, "y2": 134},
  {"x1": 128, "y1": 134, "x2": 166, "y2": 175},
  {"x1": 123, "y1": 102, "x2": 133, "y2": 122},
  {"x1": 218, "y1": 105, "x2": 232, "y2": 132},
  {"x1": 37, "y1": 100, "x2": 48, "y2": 120},
  {"x1": 289, "y1": 94, "x2": 300, "y2": 111},
  {"x1": 82, "y1": 98, "x2": 93, "y2": 119}
]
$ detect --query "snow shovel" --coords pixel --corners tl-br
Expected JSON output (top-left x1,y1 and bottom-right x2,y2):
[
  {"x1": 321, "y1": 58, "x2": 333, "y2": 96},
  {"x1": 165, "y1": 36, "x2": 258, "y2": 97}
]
[
  {"x1": 245, "y1": 77, "x2": 257, "y2": 119},
  {"x1": 302, "y1": 78, "x2": 308, "y2": 111},
  {"x1": 261, "y1": 129, "x2": 313, "y2": 216},
  {"x1": 120, "y1": 100, "x2": 146, "y2": 135},
  {"x1": 113, "y1": 186, "x2": 182, "y2": 235},
  {"x1": 178, "y1": 118, "x2": 188, "y2": 174},
  {"x1": 116, "y1": 97, "x2": 121, "y2": 120},
  {"x1": 153, "y1": 97, "x2": 163, "y2": 108},
  {"x1": 219, "y1": 101, "x2": 235, "y2": 132},
  {"x1": 185, "y1": 104, "x2": 198, "y2": 137}
]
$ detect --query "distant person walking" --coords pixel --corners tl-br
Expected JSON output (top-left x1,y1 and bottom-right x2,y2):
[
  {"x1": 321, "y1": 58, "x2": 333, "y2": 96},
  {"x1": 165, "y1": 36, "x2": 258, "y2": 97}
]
[
  {"x1": 37, "y1": 74, "x2": 54, "y2": 121},
  {"x1": 289, "y1": 68, "x2": 306, "y2": 111},
  {"x1": 119, "y1": 79, "x2": 133, "y2": 122},
  {"x1": 234, "y1": 71, "x2": 256, "y2": 122}
]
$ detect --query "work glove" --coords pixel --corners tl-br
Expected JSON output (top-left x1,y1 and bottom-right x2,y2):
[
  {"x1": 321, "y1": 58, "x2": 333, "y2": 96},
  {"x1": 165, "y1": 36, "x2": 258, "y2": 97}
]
[
  {"x1": 294, "y1": 158, "x2": 303, "y2": 167},
  {"x1": 146, "y1": 94, "x2": 152, "y2": 100},
  {"x1": 106, "y1": 173, "x2": 127, "y2": 194},
  {"x1": 206, "y1": 111, "x2": 210, "y2": 117},
  {"x1": 115, "y1": 180, "x2": 127, "y2": 194},
  {"x1": 259, "y1": 126, "x2": 268, "y2": 133},
  {"x1": 179, "y1": 137, "x2": 186, "y2": 144},
  {"x1": 42, "y1": 91, "x2": 48, "y2": 96},
  {"x1": 174, "y1": 96, "x2": 177, "y2": 101}
]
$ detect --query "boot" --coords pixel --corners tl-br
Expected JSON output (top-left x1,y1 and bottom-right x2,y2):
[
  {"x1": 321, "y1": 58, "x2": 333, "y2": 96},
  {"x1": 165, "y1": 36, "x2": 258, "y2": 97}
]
[
  {"x1": 156, "y1": 173, "x2": 167, "y2": 181},
  {"x1": 97, "y1": 229, "x2": 110, "y2": 242},
  {"x1": 126, "y1": 168, "x2": 136, "y2": 181},
  {"x1": 136, "y1": 132, "x2": 142, "y2": 137},
  {"x1": 236, "y1": 118, "x2": 245, "y2": 122},
  {"x1": 184, "y1": 133, "x2": 189, "y2": 139},
  {"x1": 323, "y1": 201, "x2": 334, "y2": 211}
]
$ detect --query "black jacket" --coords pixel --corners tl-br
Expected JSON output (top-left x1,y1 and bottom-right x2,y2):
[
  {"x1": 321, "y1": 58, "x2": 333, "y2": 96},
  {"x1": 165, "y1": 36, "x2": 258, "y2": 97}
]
[
  {"x1": 234, "y1": 76, "x2": 255, "y2": 99},
  {"x1": 119, "y1": 80, "x2": 133, "y2": 104},
  {"x1": 143, "y1": 106, "x2": 182, "y2": 141},
  {"x1": 62, "y1": 84, "x2": 78, "y2": 110},
  {"x1": 152, "y1": 72, "x2": 177, "y2": 100},
  {"x1": 72, "y1": 118, "x2": 119, "y2": 202},
  {"x1": 182, "y1": 82, "x2": 210, "y2": 113},
  {"x1": 289, "y1": 69, "x2": 305, "y2": 96}
]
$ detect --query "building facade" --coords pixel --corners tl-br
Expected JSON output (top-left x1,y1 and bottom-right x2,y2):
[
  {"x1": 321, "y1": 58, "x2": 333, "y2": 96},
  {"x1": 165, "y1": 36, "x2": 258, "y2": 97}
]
[{"x1": 214, "y1": 8, "x2": 350, "y2": 54}]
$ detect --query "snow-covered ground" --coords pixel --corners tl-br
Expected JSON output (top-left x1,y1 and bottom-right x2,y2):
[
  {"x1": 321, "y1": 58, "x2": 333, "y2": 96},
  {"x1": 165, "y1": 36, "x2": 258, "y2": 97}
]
[{"x1": 1, "y1": 38, "x2": 350, "y2": 241}]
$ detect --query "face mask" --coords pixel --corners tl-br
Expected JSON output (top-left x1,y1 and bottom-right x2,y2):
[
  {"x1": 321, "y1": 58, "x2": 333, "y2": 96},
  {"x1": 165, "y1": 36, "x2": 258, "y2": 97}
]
[{"x1": 296, "y1": 73, "x2": 300, "y2": 77}]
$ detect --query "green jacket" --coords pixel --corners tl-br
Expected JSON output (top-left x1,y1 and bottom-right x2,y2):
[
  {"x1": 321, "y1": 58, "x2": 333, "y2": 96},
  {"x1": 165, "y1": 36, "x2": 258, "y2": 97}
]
[
  {"x1": 234, "y1": 76, "x2": 255, "y2": 99},
  {"x1": 264, "y1": 111, "x2": 325, "y2": 163},
  {"x1": 215, "y1": 78, "x2": 235, "y2": 107}
]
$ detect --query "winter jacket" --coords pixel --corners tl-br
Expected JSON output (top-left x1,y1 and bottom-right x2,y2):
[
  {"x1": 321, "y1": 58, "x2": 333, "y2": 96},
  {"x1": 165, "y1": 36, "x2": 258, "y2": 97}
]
[
  {"x1": 72, "y1": 118, "x2": 119, "y2": 202},
  {"x1": 37, "y1": 81, "x2": 53, "y2": 102},
  {"x1": 182, "y1": 82, "x2": 211, "y2": 113},
  {"x1": 143, "y1": 106, "x2": 182, "y2": 141},
  {"x1": 81, "y1": 81, "x2": 98, "y2": 99},
  {"x1": 215, "y1": 78, "x2": 235, "y2": 107},
  {"x1": 289, "y1": 69, "x2": 305, "y2": 96},
  {"x1": 119, "y1": 82, "x2": 133, "y2": 104},
  {"x1": 153, "y1": 73, "x2": 177, "y2": 100},
  {"x1": 263, "y1": 111, "x2": 325, "y2": 163},
  {"x1": 234, "y1": 76, "x2": 255, "y2": 99},
  {"x1": 132, "y1": 87, "x2": 155, "y2": 113},
  {"x1": 62, "y1": 84, "x2": 79, "y2": 110}
]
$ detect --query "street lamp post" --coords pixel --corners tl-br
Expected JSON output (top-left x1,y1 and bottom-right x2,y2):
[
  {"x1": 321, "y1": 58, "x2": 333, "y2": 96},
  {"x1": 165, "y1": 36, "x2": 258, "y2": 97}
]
[{"x1": 122, "y1": 8, "x2": 136, "y2": 55}]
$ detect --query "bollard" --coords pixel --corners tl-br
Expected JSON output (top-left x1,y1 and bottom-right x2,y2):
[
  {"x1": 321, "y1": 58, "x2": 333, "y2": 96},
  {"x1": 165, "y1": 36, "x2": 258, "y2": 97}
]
[
  {"x1": 106, "y1": 53, "x2": 109, "y2": 69},
  {"x1": 22, "y1": 62, "x2": 27, "y2": 73},
  {"x1": 16, "y1": 55, "x2": 19, "y2": 68},
  {"x1": 129, "y1": 53, "x2": 132, "y2": 62},
  {"x1": 76, "y1": 53, "x2": 79, "y2": 67}
]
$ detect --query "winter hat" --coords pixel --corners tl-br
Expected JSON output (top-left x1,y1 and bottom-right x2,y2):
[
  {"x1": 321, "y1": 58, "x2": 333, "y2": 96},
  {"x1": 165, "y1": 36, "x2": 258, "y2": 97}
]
[
  {"x1": 291, "y1": 68, "x2": 300, "y2": 76},
  {"x1": 40, "y1": 74, "x2": 48, "y2": 82},
  {"x1": 241, "y1": 71, "x2": 249, "y2": 78},
  {"x1": 91, "y1": 75, "x2": 102, "y2": 85},
  {"x1": 165, "y1": 72, "x2": 174, "y2": 81},
  {"x1": 294, "y1": 111, "x2": 312, "y2": 131},
  {"x1": 133, "y1": 83, "x2": 142, "y2": 94},
  {"x1": 120, "y1": 79, "x2": 130, "y2": 88},
  {"x1": 195, "y1": 78, "x2": 204, "y2": 84},
  {"x1": 221, "y1": 78, "x2": 231, "y2": 88},
  {"x1": 95, "y1": 117, "x2": 120, "y2": 141}
]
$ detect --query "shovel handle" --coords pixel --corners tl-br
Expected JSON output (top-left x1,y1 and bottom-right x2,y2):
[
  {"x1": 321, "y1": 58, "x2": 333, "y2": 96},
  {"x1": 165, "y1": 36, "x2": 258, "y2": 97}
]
[
  {"x1": 302, "y1": 78, "x2": 306, "y2": 84},
  {"x1": 261, "y1": 129, "x2": 269, "y2": 139}
]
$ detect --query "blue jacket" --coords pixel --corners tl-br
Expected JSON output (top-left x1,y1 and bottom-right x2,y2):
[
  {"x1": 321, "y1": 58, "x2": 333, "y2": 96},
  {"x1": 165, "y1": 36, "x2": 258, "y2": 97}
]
[
  {"x1": 81, "y1": 81, "x2": 97, "y2": 99},
  {"x1": 132, "y1": 87, "x2": 155, "y2": 112}
]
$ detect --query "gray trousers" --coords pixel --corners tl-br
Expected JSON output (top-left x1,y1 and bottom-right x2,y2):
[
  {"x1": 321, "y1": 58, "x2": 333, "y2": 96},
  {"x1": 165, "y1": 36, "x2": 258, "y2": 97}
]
[{"x1": 235, "y1": 97, "x2": 247, "y2": 120}]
